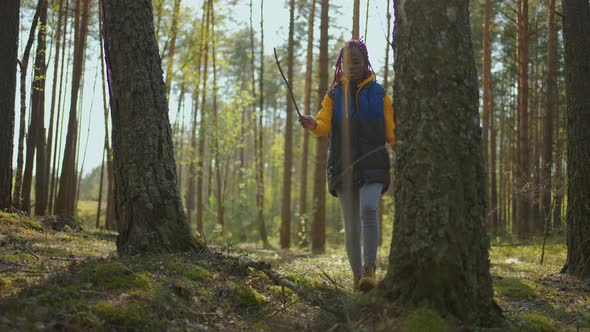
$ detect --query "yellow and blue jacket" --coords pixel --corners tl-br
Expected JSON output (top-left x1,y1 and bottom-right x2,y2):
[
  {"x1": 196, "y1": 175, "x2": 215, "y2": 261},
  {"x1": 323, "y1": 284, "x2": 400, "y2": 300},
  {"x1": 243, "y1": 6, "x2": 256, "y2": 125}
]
[{"x1": 310, "y1": 73, "x2": 395, "y2": 196}]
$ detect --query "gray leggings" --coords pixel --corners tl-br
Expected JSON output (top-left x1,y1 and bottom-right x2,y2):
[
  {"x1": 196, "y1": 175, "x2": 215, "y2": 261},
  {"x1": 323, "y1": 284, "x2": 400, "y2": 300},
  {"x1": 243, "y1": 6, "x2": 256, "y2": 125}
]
[{"x1": 336, "y1": 183, "x2": 382, "y2": 278}]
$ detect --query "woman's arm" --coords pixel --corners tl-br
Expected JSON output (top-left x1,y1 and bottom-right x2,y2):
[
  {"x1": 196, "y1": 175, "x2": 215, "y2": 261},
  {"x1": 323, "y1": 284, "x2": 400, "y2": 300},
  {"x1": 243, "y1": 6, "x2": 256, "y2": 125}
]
[{"x1": 309, "y1": 93, "x2": 334, "y2": 137}]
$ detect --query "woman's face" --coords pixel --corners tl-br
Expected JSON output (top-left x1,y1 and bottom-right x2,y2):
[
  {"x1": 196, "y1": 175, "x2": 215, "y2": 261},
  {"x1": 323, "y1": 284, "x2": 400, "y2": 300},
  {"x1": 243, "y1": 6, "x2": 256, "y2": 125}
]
[{"x1": 342, "y1": 47, "x2": 366, "y2": 82}]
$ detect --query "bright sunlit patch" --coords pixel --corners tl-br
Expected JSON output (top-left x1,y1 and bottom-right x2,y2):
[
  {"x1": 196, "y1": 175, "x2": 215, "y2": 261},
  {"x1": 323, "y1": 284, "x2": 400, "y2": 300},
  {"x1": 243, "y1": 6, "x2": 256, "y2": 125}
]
[{"x1": 505, "y1": 258, "x2": 520, "y2": 264}]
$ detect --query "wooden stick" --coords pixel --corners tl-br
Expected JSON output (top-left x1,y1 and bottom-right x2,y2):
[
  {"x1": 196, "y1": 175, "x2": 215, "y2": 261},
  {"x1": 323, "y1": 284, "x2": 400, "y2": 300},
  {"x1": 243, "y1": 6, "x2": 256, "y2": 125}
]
[{"x1": 273, "y1": 48, "x2": 302, "y2": 118}]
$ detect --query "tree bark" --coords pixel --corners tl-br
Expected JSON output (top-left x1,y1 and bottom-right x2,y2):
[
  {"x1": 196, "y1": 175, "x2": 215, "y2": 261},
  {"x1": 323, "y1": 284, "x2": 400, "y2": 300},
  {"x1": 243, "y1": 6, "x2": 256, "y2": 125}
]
[
  {"x1": 561, "y1": 0, "x2": 590, "y2": 278},
  {"x1": 280, "y1": 0, "x2": 296, "y2": 249},
  {"x1": 381, "y1": 0, "x2": 502, "y2": 325},
  {"x1": 481, "y1": 0, "x2": 492, "y2": 232},
  {"x1": 33, "y1": 0, "x2": 49, "y2": 216},
  {"x1": 101, "y1": 0, "x2": 200, "y2": 255},
  {"x1": 0, "y1": 0, "x2": 20, "y2": 210},
  {"x1": 311, "y1": 0, "x2": 330, "y2": 254}
]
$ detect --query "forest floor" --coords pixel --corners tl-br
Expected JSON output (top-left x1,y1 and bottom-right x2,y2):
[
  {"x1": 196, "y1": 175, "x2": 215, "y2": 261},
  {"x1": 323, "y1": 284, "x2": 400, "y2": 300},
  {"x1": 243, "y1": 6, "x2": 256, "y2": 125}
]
[{"x1": 1, "y1": 210, "x2": 589, "y2": 331}]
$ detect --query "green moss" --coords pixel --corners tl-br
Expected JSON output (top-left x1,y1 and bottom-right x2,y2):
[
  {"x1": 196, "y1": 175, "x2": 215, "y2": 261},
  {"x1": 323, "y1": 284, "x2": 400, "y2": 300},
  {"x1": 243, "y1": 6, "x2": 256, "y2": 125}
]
[
  {"x1": 284, "y1": 273, "x2": 322, "y2": 289},
  {"x1": 268, "y1": 285, "x2": 296, "y2": 303},
  {"x1": 400, "y1": 306, "x2": 449, "y2": 332},
  {"x1": 79, "y1": 262, "x2": 154, "y2": 291},
  {"x1": 495, "y1": 278, "x2": 537, "y2": 299},
  {"x1": 21, "y1": 284, "x2": 83, "y2": 306},
  {"x1": 512, "y1": 312, "x2": 557, "y2": 332},
  {"x1": 93, "y1": 300, "x2": 147, "y2": 328},
  {"x1": 230, "y1": 284, "x2": 266, "y2": 309},
  {"x1": 183, "y1": 265, "x2": 213, "y2": 283}
]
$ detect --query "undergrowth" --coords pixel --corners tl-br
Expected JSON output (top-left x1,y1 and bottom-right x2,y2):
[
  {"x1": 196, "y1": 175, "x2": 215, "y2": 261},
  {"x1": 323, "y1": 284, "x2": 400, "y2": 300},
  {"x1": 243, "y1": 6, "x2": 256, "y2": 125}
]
[{"x1": 1, "y1": 211, "x2": 589, "y2": 331}]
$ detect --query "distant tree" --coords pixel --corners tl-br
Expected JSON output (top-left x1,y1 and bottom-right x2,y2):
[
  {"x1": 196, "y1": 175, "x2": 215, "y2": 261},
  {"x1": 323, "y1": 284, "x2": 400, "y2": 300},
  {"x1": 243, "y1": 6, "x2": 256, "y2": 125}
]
[
  {"x1": 380, "y1": 0, "x2": 502, "y2": 325},
  {"x1": 101, "y1": 0, "x2": 200, "y2": 255},
  {"x1": 254, "y1": 0, "x2": 269, "y2": 247},
  {"x1": 541, "y1": 0, "x2": 557, "y2": 233},
  {"x1": 54, "y1": 0, "x2": 90, "y2": 219},
  {"x1": 280, "y1": 0, "x2": 296, "y2": 249},
  {"x1": 164, "y1": 0, "x2": 181, "y2": 98},
  {"x1": 352, "y1": 0, "x2": 359, "y2": 39},
  {"x1": 561, "y1": 0, "x2": 590, "y2": 278},
  {"x1": 0, "y1": 0, "x2": 20, "y2": 210},
  {"x1": 311, "y1": 0, "x2": 330, "y2": 253},
  {"x1": 298, "y1": 0, "x2": 316, "y2": 248},
  {"x1": 13, "y1": 0, "x2": 43, "y2": 210},
  {"x1": 516, "y1": 0, "x2": 531, "y2": 237}
]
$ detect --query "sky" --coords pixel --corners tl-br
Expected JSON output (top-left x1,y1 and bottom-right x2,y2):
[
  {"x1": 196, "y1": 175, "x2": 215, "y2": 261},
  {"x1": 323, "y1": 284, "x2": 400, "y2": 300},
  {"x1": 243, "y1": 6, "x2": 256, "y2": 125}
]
[{"x1": 13, "y1": 0, "x2": 394, "y2": 177}]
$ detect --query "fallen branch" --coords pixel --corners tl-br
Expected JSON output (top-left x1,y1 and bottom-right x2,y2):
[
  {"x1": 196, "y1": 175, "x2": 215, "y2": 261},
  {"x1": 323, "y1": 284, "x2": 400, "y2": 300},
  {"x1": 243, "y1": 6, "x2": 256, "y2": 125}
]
[{"x1": 236, "y1": 255, "x2": 343, "y2": 317}]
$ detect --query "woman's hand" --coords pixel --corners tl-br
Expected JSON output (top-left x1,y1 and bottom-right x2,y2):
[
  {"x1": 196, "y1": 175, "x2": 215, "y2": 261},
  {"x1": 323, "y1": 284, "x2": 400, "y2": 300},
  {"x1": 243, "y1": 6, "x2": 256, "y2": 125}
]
[{"x1": 298, "y1": 115, "x2": 317, "y2": 130}]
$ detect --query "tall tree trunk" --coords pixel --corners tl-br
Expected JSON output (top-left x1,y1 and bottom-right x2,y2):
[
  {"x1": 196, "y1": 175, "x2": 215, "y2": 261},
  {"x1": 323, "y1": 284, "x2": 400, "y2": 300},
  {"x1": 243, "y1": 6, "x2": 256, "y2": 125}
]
[
  {"x1": 164, "y1": 0, "x2": 181, "y2": 98},
  {"x1": 0, "y1": 0, "x2": 20, "y2": 210},
  {"x1": 196, "y1": 1, "x2": 211, "y2": 236},
  {"x1": 49, "y1": 0, "x2": 70, "y2": 214},
  {"x1": 516, "y1": 0, "x2": 530, "y2": 238},
  {"x1": 256, "y1": 0, "x2": 269, "y2": 247},
  {"x1": 98, "y1": 0, "x2": 115, "y2": 230},
  {"x1": 561, "y1": 0, "x2": 590, "y2": 278},
  {"x1": 298, "y1": 0, "x2": 316, "y2": 248},
  {"x1": 54, "y1": 0, "x2": 90, "y2": 219},
  {"x1": 33, "y1": 0, "x2": 49, "y2": 216},
  {"x1": 45, "y1": 0, "x2": 65, "y2": 212},
  {"x1": 210, "y1": 0, "x2": 223, "y2": 231},
  {"x1": 553, "y1": 105, "x2": 563, "y2": 229},
  {"x1": 499, "y1": 91, "x2": 507, "y2": 234},
  {"x1": 13, "y1": 0, "x2": 43, "y2": 210},
  {"x1": 482, "y1": 0, "x2": 492, "y2": 232},
  {"x1": 541, "y1": 0, "x2": 557, "y2": 234},
  {"x1": 280, "y1": 0, "x2": 296, "y2": 249},
  {"x1": 490, "y1": 88, "x2": 498, "y2": 234},
  {"x1": 101, "y1": 0, "x2": 200, "y2": 255},
  {"x1": 352, "y1": 0, "x2": 360, "y2": 39},
  {"x1": 186, "y1": 5, "x2": 207, "y2": 232},
  {"x1": 311, "y1": 0, "x2": 329, "y2": 254},
  {"x1": 381, "y1": 0, "x2": 502, "y2": 325}
]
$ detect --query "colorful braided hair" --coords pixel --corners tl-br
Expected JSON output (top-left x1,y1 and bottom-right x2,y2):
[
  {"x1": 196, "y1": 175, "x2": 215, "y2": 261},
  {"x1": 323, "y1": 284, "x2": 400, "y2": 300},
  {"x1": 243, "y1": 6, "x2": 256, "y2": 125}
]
[{"x1": 331, "y1": 38, "x2": 376, "y2": 88}]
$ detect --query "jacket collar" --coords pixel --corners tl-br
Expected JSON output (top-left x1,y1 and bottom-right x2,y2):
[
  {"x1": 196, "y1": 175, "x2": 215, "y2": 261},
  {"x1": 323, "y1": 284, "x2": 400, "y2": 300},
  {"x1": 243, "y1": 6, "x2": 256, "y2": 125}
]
[{"x1": 340, "y1": 73, "x2": 375, "y2": 90}]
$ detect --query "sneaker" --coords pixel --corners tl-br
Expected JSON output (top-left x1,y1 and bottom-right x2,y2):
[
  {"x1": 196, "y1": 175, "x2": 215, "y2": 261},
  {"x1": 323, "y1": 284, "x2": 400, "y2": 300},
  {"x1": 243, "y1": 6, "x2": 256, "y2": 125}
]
[{"x1": 359, "y1": 265, "x2": 376, "y2": 292}]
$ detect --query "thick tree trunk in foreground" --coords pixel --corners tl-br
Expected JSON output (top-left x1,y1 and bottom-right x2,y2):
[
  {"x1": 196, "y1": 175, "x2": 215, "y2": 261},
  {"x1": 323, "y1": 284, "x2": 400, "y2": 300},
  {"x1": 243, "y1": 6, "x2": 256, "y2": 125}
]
[
  {"x1": 102, "y1": 0, "x2": 200, "y2": 255},
  {"x1": 561, "y1": 0, "x2": 590, "y2": 278},
  {"x1": 381, "y1": 0, "x2": 502, "y2": 325},
  {"x1": 0, "y1": 0, "x2": 20, "y2": 210},
  {"x1": 311, "y1": 0, "x2": 329, "y2": 254}
]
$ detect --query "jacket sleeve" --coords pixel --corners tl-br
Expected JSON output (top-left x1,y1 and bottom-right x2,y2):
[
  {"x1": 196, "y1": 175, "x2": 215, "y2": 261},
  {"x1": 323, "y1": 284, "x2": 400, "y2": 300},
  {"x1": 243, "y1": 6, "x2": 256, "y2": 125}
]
[
  {"x1": 384, "y1": 94, "x2": 395, "y2": 145},
  {"x1": 310, "y1": 93, "x2": 334, "y2": 137}
]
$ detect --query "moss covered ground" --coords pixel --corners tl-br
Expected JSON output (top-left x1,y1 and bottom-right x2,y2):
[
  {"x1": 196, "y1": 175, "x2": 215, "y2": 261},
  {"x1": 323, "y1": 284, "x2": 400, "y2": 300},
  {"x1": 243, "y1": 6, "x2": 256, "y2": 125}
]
[{"x1": 1, "y1": 211, "x2": 589, "y2": 331}]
